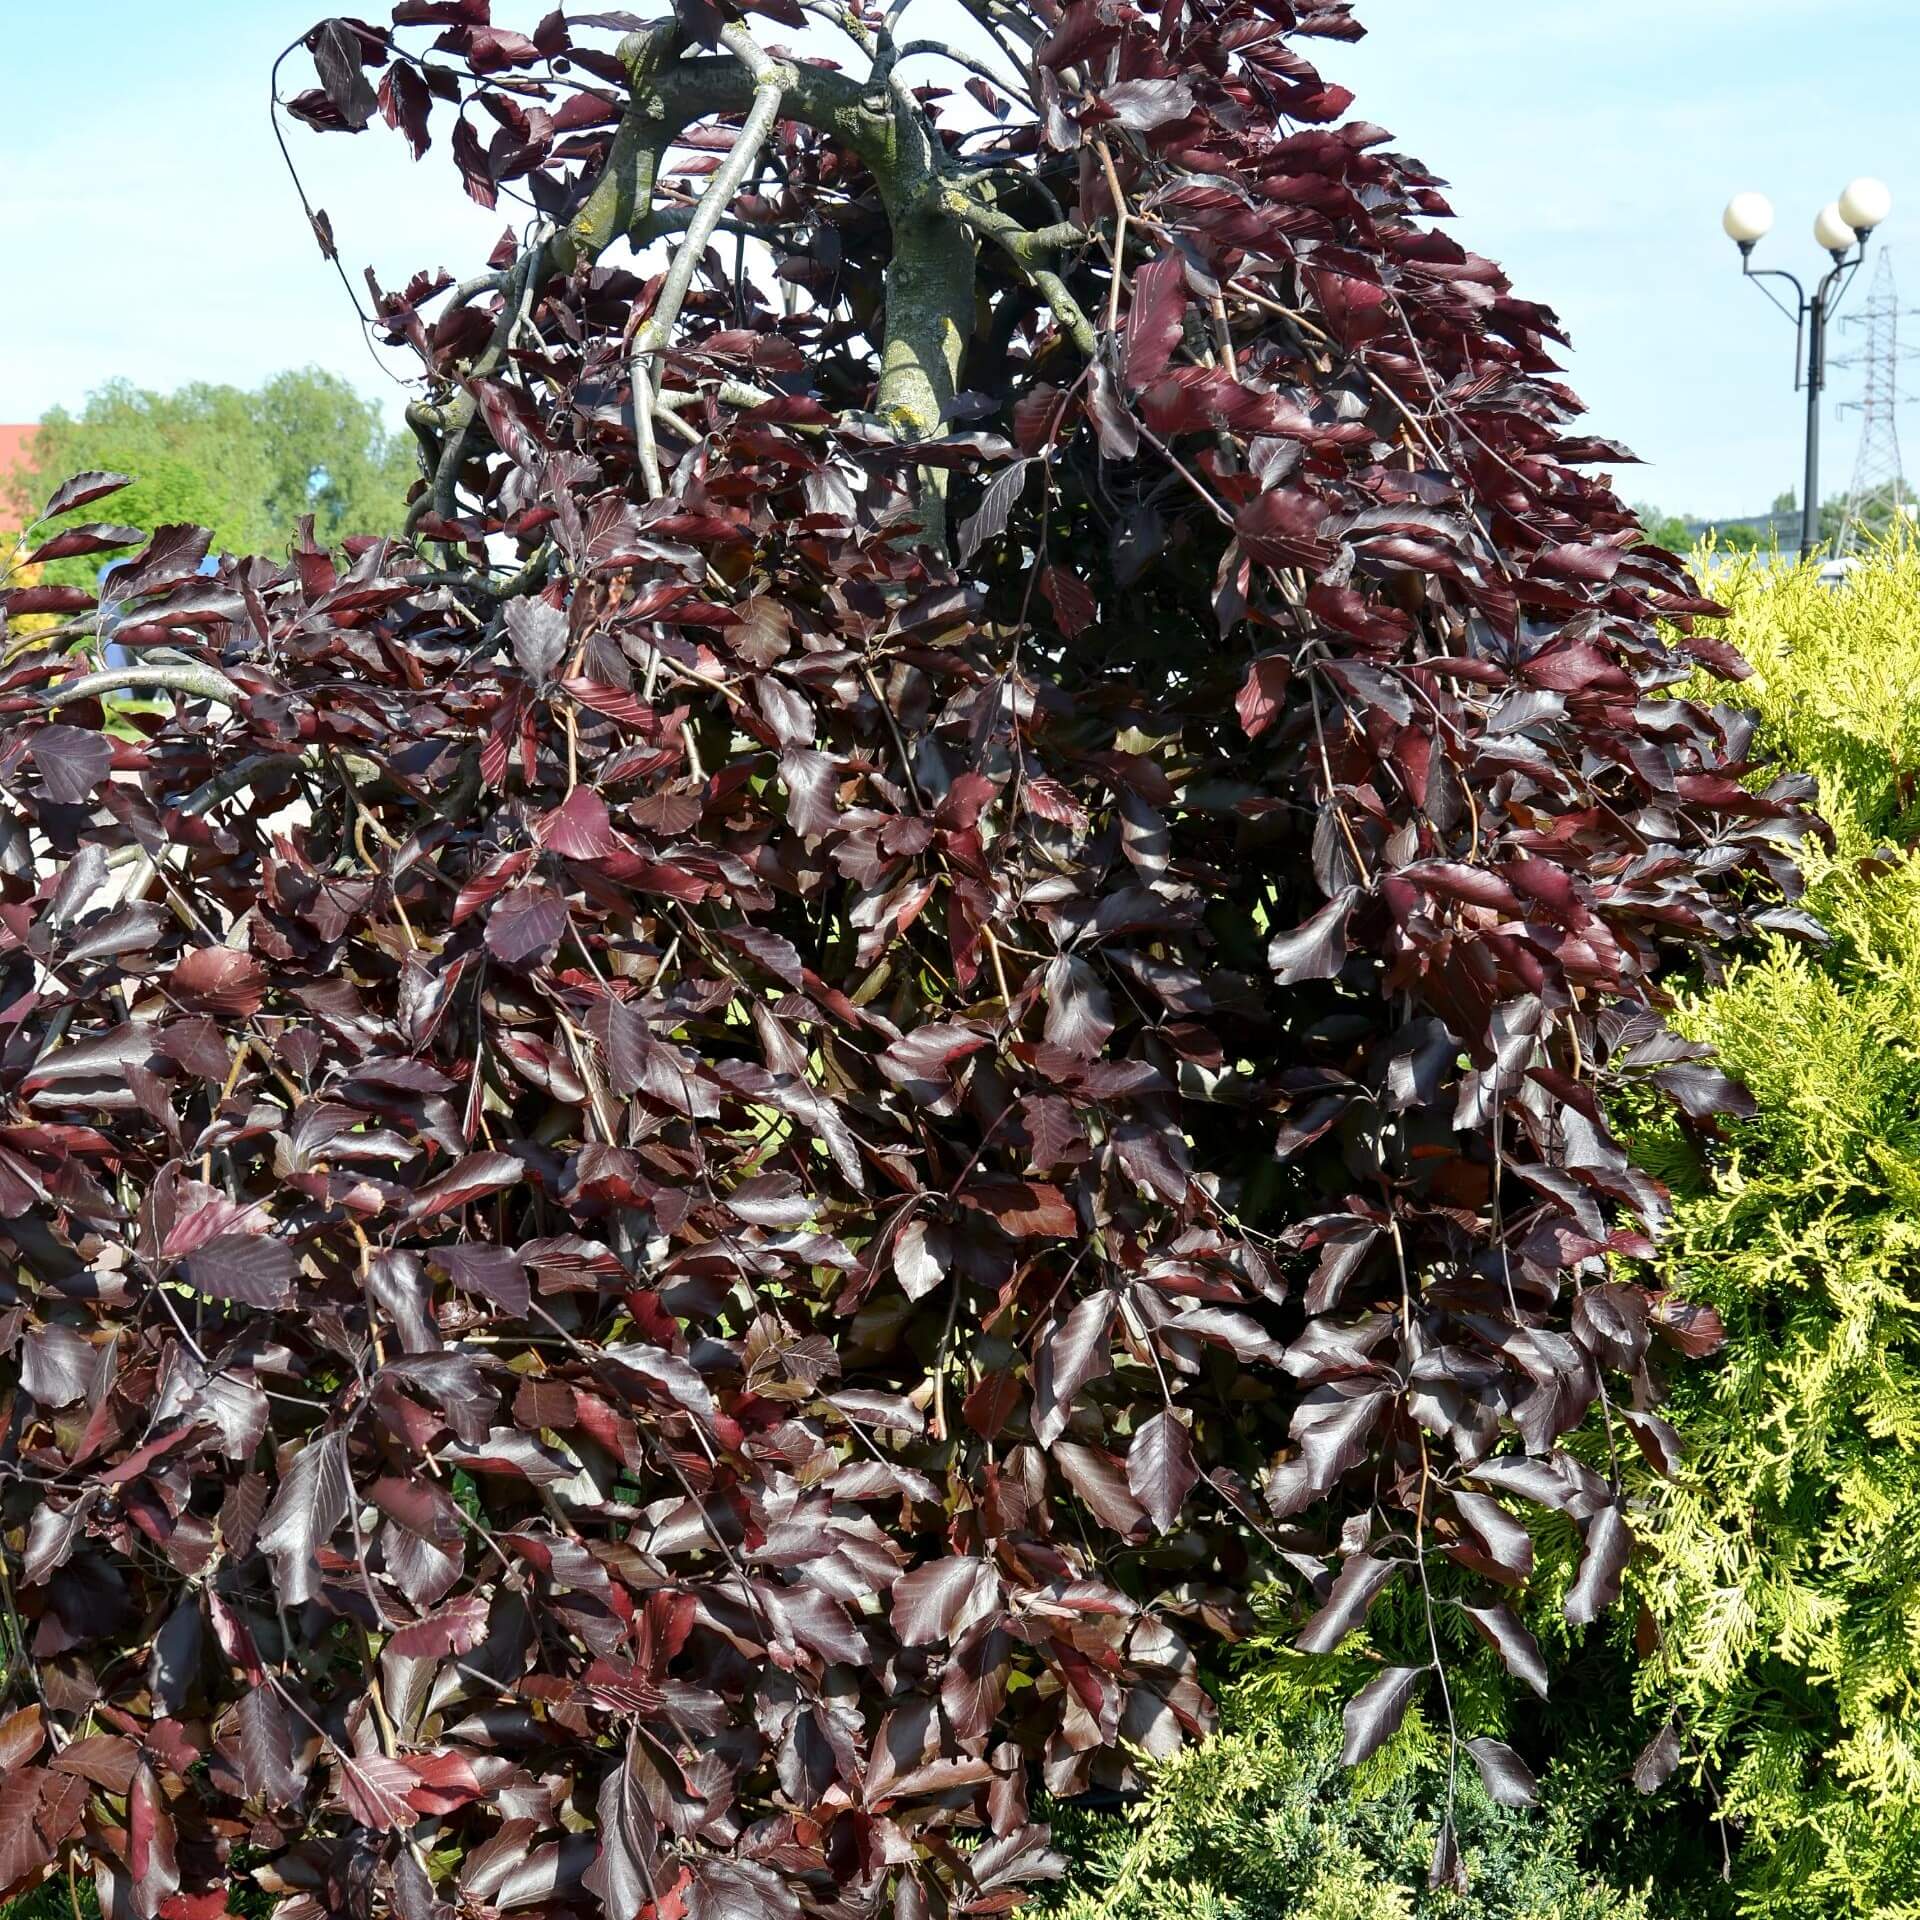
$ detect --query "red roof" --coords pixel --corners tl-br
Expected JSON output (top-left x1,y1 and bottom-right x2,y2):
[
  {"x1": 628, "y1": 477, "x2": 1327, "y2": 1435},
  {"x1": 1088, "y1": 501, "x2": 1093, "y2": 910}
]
[
  {"x1": 0, "y1": 425, "x2": 39, "y2": 534},
  {"x1": 0, "y1": 424, "x2": 37, "y2": 480}
]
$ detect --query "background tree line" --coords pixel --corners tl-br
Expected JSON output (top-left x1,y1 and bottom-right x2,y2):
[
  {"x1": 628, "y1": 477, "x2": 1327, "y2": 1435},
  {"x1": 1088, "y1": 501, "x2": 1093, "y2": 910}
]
[{"x1": 5, "y1": 368, "x2": 413, "y2": 570}]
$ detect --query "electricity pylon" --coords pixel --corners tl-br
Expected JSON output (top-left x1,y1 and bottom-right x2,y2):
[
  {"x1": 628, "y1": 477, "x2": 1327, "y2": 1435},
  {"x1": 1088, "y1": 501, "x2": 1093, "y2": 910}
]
[{"x1": 1835, "y1": 251, "x2": 1920, "y2": 553}]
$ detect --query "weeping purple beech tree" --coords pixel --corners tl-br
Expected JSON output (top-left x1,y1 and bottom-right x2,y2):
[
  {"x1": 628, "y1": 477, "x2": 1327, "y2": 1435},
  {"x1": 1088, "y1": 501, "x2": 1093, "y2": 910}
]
[{"x1": 0, "y1": 1, "x2": 1812, "y2": 1915}]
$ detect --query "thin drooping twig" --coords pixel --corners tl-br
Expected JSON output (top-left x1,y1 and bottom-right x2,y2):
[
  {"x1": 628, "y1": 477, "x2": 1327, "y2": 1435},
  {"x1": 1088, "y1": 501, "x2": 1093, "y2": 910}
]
[
  {"x1": 629, "y1": 44, "x2": 785, "y2": 497},
  {"x1": 407, "y1": 235, "x2": 548, "y2": 539},
  {"x1": 895, "y1": 37, "x2": 1035, "y2": 107},
  {"x1": 1096, "y1": 139, "x2": 1130, "y2": 335}
]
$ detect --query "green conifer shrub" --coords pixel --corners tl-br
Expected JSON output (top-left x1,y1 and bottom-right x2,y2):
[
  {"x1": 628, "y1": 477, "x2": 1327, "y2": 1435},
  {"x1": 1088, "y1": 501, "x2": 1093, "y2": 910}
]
[
  {"x1": 1622, "y1": 541, "x2": 1920, "y2": 1917},
  {"x1": 1040, "y1": 1658, "x2": 1660, "y2": 1920}
]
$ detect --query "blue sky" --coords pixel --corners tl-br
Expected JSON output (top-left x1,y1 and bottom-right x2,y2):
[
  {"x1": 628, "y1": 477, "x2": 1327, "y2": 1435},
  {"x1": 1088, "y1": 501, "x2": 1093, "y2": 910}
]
[{"x1": 1, "y1": 0, "x2": 1916, "y2": 517}]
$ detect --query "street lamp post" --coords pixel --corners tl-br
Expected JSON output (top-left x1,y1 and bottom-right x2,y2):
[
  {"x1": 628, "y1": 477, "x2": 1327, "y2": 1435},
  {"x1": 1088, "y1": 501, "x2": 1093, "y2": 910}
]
[{"x1": 1724, "y1": 177, "x2": 1893, "y2": 560}]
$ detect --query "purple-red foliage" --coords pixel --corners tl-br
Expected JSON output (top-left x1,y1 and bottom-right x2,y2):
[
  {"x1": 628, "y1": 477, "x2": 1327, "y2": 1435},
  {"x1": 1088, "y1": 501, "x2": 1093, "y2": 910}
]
[{"x1": 0, "y1": 2, "x2": 1815, "y2": 1916}]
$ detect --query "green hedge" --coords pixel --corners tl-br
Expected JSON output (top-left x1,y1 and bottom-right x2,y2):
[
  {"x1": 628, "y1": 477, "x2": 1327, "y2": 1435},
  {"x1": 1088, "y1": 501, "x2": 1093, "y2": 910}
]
[{"x1": 1622, "y1": 543, "x2": 1920, "y2": 1915}]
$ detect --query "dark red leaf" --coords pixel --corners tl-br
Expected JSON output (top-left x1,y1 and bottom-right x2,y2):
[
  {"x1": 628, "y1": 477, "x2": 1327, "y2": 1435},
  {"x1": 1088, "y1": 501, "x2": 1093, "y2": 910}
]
[
  {"x1": 1466, "y1": 1736, "x2": 1538, "y2": 1807},
  {"x1": 408, "y1": 1152, "x2": 525, "y2": 1221},
  {"x1": 257, "y1": 1432, "x2": 350, "y2": 1608},
  {"x1": 40, "y1": 470, "x2": 132, "y2": 518},
  {"x1": 1650, "y1": 1297, "x2": 1727, "y2": 1358},
  {"x1": 1125, "y1": 250, "x2": 1189, "y2": 390},
  {"x1": 485, "y1": 886, "x2": 569, "y2": 969},
  {"x1": 1236, "y1": 654, "x2": 1291, "y2": 738},
  {"x1": 1564, "y1": 1504, "x2": 1632, "y2": 1626},
  {"x1": 890, "y1": 1557, "x2": 1001, "y2": 1646},
  {"x1": 185, "y1": 1235, "x2": 295, "y2": 1309},
  {"x1": 1297, "y1": 1551, "x2": 1397, "y2": 1654},
  {"x1": 1460, "y1": 1601, "x2": 1548, "y2": 1698},
  {"x1": 537, "y1": 786, "x2": 617, "y2": 859},
  {"x1": 379, "y1": 61, "x2": 434, "y2": 158},
  {"x1": 1339, "y1": 1665, "x2": 1423, "y2": 1765},
  {"x1": 234, "y1": 1689, "x2": 302, "y2": 1807},
  {"x1": 168, "y1": 948, "x2": 268, "y2": 1018},
  {"x1": 1041, "y1": 954, "x2": 1114, "y2": 1059},
  {"x1": 1099, "y1": 76, "x2": 1194, "y2": 132},
  {"x1": 505, "y1": 597, "x2": 570, "y2": 684},
  {"x1": 30, "y1": 727, "x2": 113, "y2": 805},
  {"x1": 957, "y1": 458, "x2": 1033, "y2": 562},
  {"x1": 1631, "y1": 1719, "x2": 1682, "y2": 1794},
  {"x1": 1268, "y1": 888, "x2": 1357, "y2": 984},
  {"x1": 23, "y1": 523, "x2": 144, "y2": 566},
  {"x1": 1033, "y1": 1292, "x2": 1115, "y2": 1448},
  {"x1": 1126, "y1": 1410, "x2": 1198, "y2": 1532},
  {"x1": 433, "y1": 1243, "x2": 530, "y2": 1317}
]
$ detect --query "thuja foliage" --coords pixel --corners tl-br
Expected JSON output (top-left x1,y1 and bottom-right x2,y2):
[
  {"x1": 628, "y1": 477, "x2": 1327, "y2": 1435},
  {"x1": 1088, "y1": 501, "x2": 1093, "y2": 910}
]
[
  {"x1": 1624, "y1": 543, "x2": 1920, "y2": 1916},
  {"x1": 1039, "y1": 1576, "x2": 1684, "y2": 1920},
  {"x1": 1045, "y1": 1534, "x2": 1735, "y2": 1919},
  {"x1": 0, "y1": 2, "x2": 1816, "y2": 1916},
  {"x1": 1040, "y1": 1681, "x2": 1655, "y2": 1920}
]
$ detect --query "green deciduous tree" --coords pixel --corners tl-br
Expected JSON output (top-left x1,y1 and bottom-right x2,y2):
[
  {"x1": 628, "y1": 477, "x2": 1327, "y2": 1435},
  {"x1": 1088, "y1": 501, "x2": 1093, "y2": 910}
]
[
  {"x1": 1634, "y1": 507, "x2": 1695, "y2": 554},
  {"x1": 13, "y1": 369, "x2": 414, "y2": 568}
]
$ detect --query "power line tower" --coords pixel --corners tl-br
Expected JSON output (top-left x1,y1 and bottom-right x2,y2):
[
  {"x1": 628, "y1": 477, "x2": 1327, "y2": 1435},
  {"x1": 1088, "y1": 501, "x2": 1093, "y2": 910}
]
[{"x1": 1834, "y1": 251, "x2": 1920, "y2": 553}]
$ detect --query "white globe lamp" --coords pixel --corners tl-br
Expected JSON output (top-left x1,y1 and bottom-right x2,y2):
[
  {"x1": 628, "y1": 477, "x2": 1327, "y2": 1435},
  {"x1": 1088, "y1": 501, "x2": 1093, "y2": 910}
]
[
  {"x1": 1814, "y1": 201, "x2": 1857, "y2": 254},
  {"x1": 1722, "y1": 192, "x2": 1775, "y2": 246},
  {"x1": 1839, "y1": 176, "x2": 1892, "y2": 232}
]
